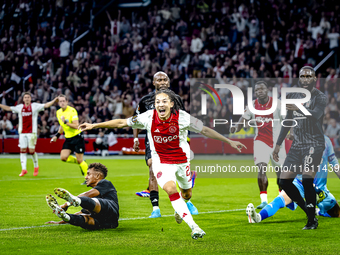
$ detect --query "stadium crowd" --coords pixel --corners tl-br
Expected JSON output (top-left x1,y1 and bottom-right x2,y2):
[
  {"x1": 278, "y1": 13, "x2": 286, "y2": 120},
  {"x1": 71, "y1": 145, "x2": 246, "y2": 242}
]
[{"x1": 0, "y1": 0, "x2": 339, "y2": 147}]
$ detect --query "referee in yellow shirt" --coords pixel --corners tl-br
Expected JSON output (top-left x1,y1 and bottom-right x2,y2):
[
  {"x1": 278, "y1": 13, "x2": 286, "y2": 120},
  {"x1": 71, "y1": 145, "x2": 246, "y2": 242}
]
[{"x1": 51, "y1": 95, "x2": 88, "y2": 182}]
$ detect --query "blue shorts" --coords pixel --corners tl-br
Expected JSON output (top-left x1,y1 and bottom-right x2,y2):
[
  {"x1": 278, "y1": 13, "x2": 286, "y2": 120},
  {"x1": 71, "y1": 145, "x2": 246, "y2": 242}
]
[{"x1": 286, "y1": 179, "x2": 337, "y2": 215}]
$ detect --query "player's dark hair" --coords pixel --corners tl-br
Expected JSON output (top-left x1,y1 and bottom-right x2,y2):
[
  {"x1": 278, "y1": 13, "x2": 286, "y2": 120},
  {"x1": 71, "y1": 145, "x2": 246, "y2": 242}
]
[
  {"x1": 23, "y1": 92, "x2": 32, "y2": 97},
  {"x1": 155, "y1": 89, "x2": 181, "y2": 113},
  {"x1": 88, "y1": 162, "x2": 108, "y2": 178},
  {"x1": 255, "y1": 81, "x2": 268, "y2": 88}
]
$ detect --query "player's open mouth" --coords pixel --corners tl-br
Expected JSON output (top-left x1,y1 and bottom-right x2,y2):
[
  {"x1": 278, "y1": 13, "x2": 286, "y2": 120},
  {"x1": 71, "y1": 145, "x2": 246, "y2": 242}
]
[{"x1": 159, "y1": 109, "x2": 166, "y2": 116}]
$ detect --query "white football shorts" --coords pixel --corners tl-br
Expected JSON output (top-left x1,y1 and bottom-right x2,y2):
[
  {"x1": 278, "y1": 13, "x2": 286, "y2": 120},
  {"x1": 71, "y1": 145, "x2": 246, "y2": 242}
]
[
  {"x1": 19, "y1": 133, "x2": 37, "y2": 149},
  {"x1": 152, "y1": 157, "x2": 192, "y2": 190},
  {"x1": 254, "y1": 140, "x2": 286, "y2": 167}
]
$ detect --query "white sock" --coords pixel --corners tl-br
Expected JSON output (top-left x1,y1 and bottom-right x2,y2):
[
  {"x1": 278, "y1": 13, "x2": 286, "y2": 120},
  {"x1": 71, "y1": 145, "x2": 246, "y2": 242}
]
[
  {"x1": 31, "y1": 153, "x2": 39, "y2": 168},
  {"x1": 170, "y1": 193, "x2": 198, "y2": 230},
  {"x1": 260, "y1": 193, "x2": 268, "y2": 203},
  {"x1": 153, "y1": 206, "x2": 159, "y2": 211},
  {"x1": 63, "y1": 214, "x2": 70, "y2": 221},
  {"x1": 20, "y1": 153, "x2": 27, "y2": 170}
]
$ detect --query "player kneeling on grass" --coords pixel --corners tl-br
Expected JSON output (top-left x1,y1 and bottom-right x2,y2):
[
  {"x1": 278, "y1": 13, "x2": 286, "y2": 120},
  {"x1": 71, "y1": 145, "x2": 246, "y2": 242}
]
[
  {"x1": 247, "y1": 135, "x2": 340, "y2": 225},
  {"x1": 46, "y1": 163, "x2": 119, "y2": 230},
  {"x1": 79, "y1": 89, "x2": 246, "y2": 239}
]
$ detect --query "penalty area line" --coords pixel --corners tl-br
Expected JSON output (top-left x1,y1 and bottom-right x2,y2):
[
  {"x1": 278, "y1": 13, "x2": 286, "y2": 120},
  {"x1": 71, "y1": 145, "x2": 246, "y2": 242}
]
[{"x1": 0, "y1": 208, "x2": 244, "y2": 232}]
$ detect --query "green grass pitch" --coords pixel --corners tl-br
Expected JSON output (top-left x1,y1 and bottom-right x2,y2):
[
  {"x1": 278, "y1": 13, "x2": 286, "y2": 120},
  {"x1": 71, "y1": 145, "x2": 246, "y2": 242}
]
[{"x1": 0, "y1": 157, "x2": 340, "y2": 254}]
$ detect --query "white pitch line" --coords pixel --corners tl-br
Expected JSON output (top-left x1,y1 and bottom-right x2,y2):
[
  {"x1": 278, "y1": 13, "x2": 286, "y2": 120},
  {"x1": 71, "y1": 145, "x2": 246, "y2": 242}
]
[{"x1": 0, "y1": 208, "x2": 244, "y2": 232}]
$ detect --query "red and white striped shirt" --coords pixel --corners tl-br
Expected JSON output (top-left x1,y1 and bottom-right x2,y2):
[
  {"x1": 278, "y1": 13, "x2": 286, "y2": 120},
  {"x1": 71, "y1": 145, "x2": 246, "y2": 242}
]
[
  {"x1": 10, "y1": 103, "x2": 45, "y2": 134},
  {"x1": 110, "y1": 21, "x2": 120, "y2": 36},
  {"x1": 242, "y1": 97, "x2": 283, "y2": 148},
  {"x1": 127, "y1": 109, "x2": 203, "y2": 164}
]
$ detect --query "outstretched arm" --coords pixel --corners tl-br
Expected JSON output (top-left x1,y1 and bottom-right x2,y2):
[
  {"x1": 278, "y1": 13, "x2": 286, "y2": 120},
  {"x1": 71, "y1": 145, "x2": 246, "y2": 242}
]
[
  {"x1": 118, "y1": 9, "x2": 121, "y2": 21},
  {"x1": 79, "y1": 119, "x2": 128, "y2": 131},
  {"x1": 0, "y1": 104, "x2": 11, "y2": 111},
  {"x1": 77, "y1": 188, "x2": 100, "y2": 198},
  {"x1": 44, "y1": 97, "x2": 59, "y2": 108},
  {"x1": 200, "y1": 126, "x2": 247, "y2": 152},
  {"x1": 106, "y1": 11, "x2": 112, "y2": 22}
]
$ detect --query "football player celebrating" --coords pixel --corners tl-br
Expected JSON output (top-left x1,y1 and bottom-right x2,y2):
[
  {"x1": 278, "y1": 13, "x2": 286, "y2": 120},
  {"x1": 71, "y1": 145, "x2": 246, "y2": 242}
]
[
  {"x1": 133, "y1": 71, "x2": 197, "y2": 218},
  {"x1": 79, "y1": 89, "x2": 246, "y2": 239}
]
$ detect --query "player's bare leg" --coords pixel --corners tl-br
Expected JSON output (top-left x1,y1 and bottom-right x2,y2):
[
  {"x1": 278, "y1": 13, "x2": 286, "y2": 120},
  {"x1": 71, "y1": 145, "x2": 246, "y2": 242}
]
[
  {"x1": 76, "y1": 152, "x2": 88, "y2": 185},
  {"x1": 148, "y1": 159, "x2": 161, "y2": 218},
  {"x1": 179, "y1": 185, "x2": 198, "y2": 215},
  {"x1": 257, "y1": 162, "x2": 268, "y2": 209},
  {"x1": 29, "y1": 148, "x2": 39, "y2": 176},
  {"x1": 60, "y1": 149, "x2": 73, "y2": 162},
  {"x1": 19, "y1": 148, "x2": 28, "y2": 177},
  {"x1": 163, "y1": 181, "x2": 205, "y2": 239},
  {"x1": 75, "y1": 152, "x2": 88, "y2": 176},
  {"x1": 60, "y1": 149, "x2": 87, "y2": 182}
]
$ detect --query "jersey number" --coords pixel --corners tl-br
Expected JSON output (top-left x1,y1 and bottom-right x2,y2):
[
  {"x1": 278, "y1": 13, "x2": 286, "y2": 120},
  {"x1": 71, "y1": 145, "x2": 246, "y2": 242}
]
[{"x1": 186, "y1": 165, "x2": 191, "y2": 182}]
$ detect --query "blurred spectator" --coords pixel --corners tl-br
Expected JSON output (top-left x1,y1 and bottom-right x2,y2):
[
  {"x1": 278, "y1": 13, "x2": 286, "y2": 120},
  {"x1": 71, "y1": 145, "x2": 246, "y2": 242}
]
[
  {"x1": 325, "y1": 119, "x2": 340, "y2": 141},
  {"x1": 50, "y1": 121, "x2": 60, "y2": 135},
  {"x1": 39, "y1": 120, "x2": 50, "y2": 138},
  {"x1": 93, "y1": 130, "x2": 109, "y2": 155},
  {"x1": 190, "y1": 34, "x2": 203, "y2": 53},
  {"x1": 0, "y1": 115, "x2": 13, "y2": 135}
]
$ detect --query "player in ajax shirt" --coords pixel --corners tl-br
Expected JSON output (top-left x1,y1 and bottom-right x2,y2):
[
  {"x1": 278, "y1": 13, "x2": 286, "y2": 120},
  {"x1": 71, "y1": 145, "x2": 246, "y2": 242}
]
[
  {"x1": 79, "y1": 89, "x2": 246, "y2": 239},
  {"x1": 0, "y1": 92, "x2": 58, "y2": 176},
  {"x1": 230, "y1": 81, "x2": 286, "y2": 209}
]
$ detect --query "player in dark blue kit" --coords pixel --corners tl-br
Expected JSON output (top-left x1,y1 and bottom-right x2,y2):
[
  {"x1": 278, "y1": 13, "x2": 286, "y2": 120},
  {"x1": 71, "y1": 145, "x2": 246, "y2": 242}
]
[
  {"x1": 46, "y1": 163, "x2": 119, "y2": 230},
  {"x1": 273, "y1": 66, "x2": 327, "y2": 229}
]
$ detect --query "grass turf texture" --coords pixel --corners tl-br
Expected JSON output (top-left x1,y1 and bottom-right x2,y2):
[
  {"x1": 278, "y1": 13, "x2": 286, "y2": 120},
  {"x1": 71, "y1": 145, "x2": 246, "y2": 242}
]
[{"x1": 0, "y1": 158, "x2": 340, "y2": 255}]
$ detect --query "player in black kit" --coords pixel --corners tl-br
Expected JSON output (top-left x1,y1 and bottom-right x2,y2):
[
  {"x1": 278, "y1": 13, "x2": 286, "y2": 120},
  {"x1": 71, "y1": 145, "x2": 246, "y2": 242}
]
[
  {"x1": 133, "y1": 71, "x2": 198, "y2": 218},
  {"x1": 46, "y1": 163, "x2": 119, "y2": 230},
  {"x1": 273, "y1": 66, "x2": 327, "y2": 230}
]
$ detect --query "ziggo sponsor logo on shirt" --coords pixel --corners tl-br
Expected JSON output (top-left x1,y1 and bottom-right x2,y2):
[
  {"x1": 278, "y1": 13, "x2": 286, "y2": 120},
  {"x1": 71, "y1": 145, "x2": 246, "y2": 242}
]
[
  {"x1": 22, "y1": 112, "x2": 32, "y2": 117},
  {"x1": 154, "y1": 135, "x2": 178, "y2": 143}
]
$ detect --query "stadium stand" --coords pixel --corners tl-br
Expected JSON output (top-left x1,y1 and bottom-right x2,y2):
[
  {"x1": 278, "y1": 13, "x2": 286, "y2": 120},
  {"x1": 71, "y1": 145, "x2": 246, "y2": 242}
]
[{"x1": 0, "y1": 0, "x2": 339, "y2": 152}]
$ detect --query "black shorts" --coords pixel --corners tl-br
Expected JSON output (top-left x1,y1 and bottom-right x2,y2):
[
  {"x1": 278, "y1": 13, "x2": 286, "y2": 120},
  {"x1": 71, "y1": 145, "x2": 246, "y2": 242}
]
[
  {"x1": 93, "y1": 198, "x2": 119, "y2": 229},
  {"x1": 62, "y1": 133, "x2": 86, "y2": 154},
  {"x1": 282, "y1": 146, "x2": 324, "y2": 176},
  {"x1": 144, "y1": 135, "x2": 151, "y2": 166}
]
